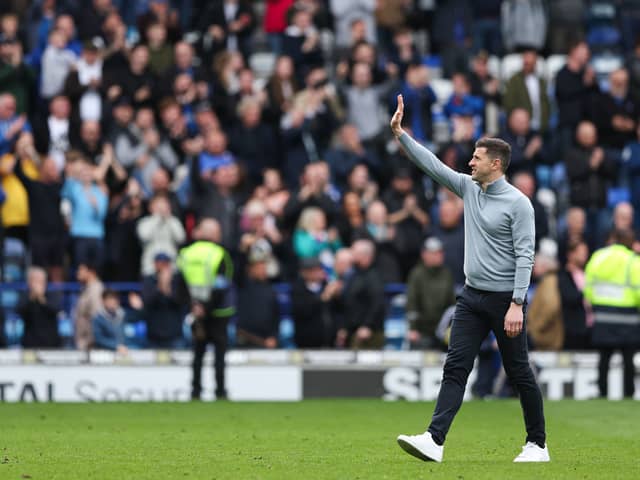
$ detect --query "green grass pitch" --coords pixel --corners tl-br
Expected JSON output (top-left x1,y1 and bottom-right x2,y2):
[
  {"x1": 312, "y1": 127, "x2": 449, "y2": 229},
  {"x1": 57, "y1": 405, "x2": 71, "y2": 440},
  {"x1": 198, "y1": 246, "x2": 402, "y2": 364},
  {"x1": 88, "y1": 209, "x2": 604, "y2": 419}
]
[{"x1": 1, "y1": 399, "x2": 639, "y2": 479}]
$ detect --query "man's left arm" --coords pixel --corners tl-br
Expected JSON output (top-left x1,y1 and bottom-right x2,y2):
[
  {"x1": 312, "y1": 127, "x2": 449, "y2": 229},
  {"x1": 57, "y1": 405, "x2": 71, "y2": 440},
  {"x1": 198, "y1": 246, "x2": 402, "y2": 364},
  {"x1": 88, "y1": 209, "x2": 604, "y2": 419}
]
[{"x1": 506, "y1": 196, "x2": 536, "y2": 337}]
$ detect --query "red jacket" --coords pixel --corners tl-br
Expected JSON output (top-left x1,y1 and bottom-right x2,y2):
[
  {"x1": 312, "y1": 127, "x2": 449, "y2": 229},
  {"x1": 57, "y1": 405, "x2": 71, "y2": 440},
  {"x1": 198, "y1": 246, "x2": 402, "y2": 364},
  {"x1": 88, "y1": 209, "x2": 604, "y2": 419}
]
[{"x1": 264, "y1": 0, "x2": 295, "y2": 33}]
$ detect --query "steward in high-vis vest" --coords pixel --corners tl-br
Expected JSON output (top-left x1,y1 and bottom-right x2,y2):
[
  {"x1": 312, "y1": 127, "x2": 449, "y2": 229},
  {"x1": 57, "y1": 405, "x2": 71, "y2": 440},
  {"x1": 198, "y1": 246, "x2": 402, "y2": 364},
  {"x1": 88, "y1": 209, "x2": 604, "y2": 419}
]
[
  {"x1": 177, "y1": 218, "x2": 234, "y2": 400},
  {"x1": 584, "y1": 229, "x2": 640, "y2": 398}
]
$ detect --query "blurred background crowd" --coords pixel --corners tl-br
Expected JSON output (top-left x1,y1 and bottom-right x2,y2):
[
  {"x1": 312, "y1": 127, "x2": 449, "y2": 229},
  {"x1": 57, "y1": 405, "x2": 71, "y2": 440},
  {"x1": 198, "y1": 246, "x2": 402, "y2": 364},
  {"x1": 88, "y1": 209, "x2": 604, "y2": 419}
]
[{"x1": 1, "y1": 0, "x2": 640, "y2": 359}]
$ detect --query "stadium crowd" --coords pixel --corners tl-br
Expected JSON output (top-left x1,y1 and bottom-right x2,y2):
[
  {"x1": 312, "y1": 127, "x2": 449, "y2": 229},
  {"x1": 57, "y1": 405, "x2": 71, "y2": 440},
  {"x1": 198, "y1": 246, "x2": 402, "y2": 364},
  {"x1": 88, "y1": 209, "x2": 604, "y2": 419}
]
[{"x1": 1, "y1": 0, "x2": 640, "y2": 363}]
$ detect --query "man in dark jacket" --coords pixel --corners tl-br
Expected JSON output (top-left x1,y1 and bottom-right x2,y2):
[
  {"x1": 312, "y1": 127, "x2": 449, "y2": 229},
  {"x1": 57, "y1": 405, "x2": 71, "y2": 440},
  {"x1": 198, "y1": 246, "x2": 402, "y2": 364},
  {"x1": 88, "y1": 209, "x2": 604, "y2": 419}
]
[
  {"x1": 236, "y1": 249, "x2": 280, "y2": 348},
  {"x1": 140, "y1": 252, "x2": 186, "y2": 349},
  {"x1": 565, "y1": 121, "x2": 618, "y2": 250},
  {"x1": 406, "y1": 237, "x2": 456, "y2": 349},
  {"x1": 18, "y1": 267, "x2": 61, "y2": 348},
  {"x1": 291, "y1": 256, "x2": 341, "y2": 348},
  {"x1": 343, "y1": 239, "x2": 386, "y2": 349}
]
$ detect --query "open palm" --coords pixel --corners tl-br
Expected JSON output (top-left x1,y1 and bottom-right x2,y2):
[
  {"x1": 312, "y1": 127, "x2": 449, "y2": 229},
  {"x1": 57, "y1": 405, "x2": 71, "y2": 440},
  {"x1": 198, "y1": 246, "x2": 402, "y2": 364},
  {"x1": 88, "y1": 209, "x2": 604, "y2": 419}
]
[{"x1": 390, "y1": 94, "x2": 404, "y2": 137}]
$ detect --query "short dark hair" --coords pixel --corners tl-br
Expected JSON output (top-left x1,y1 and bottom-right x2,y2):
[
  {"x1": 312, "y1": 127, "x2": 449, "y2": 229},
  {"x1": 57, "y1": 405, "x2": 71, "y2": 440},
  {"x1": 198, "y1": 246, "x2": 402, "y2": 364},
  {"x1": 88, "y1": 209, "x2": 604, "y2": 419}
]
[
  {"x1": 609, "y1": 229, "x2": 635, "y2": 249},
  {"x1": 475, "y1": 137, "x2": 512, "y2": 173}
]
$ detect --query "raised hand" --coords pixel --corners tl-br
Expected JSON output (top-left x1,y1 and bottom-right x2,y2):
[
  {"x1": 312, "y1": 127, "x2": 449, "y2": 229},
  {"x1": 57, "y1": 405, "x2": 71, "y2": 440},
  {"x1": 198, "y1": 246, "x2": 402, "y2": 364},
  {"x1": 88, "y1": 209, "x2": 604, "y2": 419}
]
[{"x1": 390, "y1": 94, "x2": 404, "y2": 138}]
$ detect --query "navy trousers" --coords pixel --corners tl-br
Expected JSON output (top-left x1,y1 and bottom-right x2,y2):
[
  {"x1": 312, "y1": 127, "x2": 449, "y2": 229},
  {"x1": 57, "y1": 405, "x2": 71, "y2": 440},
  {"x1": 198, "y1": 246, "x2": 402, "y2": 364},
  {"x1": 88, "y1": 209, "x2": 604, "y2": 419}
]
[{"x1": 428, "y1": 285, "x2": 546, "y2": 446}]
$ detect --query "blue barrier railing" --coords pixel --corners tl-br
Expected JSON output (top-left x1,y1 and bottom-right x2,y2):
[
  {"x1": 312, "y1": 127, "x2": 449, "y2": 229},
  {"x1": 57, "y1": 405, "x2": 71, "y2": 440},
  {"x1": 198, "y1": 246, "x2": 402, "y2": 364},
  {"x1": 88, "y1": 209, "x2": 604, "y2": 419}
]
[{"x1": 1, "y1": 282, "x2": 409, "y2": 350}]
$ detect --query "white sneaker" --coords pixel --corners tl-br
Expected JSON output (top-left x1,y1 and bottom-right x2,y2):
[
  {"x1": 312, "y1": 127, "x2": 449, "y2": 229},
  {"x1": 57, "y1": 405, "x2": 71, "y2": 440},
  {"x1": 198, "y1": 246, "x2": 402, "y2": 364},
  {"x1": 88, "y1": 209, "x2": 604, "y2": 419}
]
[
  {"x1": 397, "y1": 432, "x2": 443, "y2": 463},
  {"x1": 513, "y1": 442, "x2": 550, "y2": 462}
]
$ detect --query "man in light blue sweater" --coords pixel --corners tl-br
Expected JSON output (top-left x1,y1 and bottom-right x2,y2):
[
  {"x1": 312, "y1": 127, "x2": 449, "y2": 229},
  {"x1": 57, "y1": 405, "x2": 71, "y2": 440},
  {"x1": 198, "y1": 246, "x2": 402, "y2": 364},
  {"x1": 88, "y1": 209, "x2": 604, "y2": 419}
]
[{"x1": 391, "y1": 95, "x2": 549, "y2": 463}]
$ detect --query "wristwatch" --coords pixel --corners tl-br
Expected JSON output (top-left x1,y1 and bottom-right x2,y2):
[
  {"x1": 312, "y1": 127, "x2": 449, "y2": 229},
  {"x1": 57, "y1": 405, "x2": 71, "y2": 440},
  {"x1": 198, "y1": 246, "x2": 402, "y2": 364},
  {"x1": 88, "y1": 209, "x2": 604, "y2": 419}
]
[{"x1": 511, "y1": 297, "x2": 524, "y2": 306}]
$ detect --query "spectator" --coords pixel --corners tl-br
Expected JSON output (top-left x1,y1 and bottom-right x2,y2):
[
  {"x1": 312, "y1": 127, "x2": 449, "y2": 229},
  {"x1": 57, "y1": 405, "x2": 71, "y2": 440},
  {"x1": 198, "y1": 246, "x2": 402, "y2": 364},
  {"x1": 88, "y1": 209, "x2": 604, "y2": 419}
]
[
  {"x1": 73, "y1": 120, "x2": 105, "y2": 165},
  {"x1": 386, "y1": 28, "x2": 421, "y2": 80},
  {"x1": 335, "y1": 190, "x2": 365, "y2": 245},
  {"x1": 565, "y1": 121, "x2": 618, "y2": 250},
  {"x1": 0, "y1": 92, "x2": 31, "y2": 156},
  {"x1": 430, "y1": 0, "x2": 472, "y2": 77},
  {"x1": 158, "y1": 97, "x2": 198, "y2": 166},
  {"x1": 610, "y1": 202, "x2": 635, "y2": 235},
  {"x1": 405, "y1": 237, "x2": 456, "y2": 350},
  {"x1": 263, "y1": 0, "x2": 295, "y2": 54},
  {"x1": 293, "y1": 206, "x2": 341, "y2": 268},
  {"x1": 340, "y1": 61, "x2": 396, "y2": 151},
  {"x1": 140, "y1": 252, "x2": 186, "y2": 349},
  {"x1": 265, "y1": 55, "x2": 299, "y2": 122},
  {"x1": 104, "y1": 177, "x2": 144, "y2": 282},
  {"x1": 149, "y1": 166, "x2": 182, "y2": 218},
  {"x1": 160, "y1": 41, "x2": 208, "y2": 99},
  {"x1": 78, "y1": 0, "x2": 114, "y2": 41},
  {"x1": 468, "y1": 51, "x2": 501, "y2": 136},
  {"x1": 197, "y1": 0, "x2": 255, "y2": 64},
  {"x1": 622, "y1": 124, "x2": 640, "y2": 228},
  {"x1": 330, "y1": 0, "x2": 376, "y2": 49},
  {"x1": 0, "y1": 305, "x2": 5, "y2": 347},
  {"x1": 282, "y1": 161, "x2": 341, "y2": 232},
  {"x1": 557, "y1": 206, "x2": 587, "y2": 265},
  {"x1": 528, "y1": 239, "x2": 591, "y2": 350},
  {"x1": 590, "y1": 68, "x2": 638, "y2": 150},
  {"x1": 325, "y1": 124, "x2": 380, "y2": 189},
  {"x1": 137, "y1": 193, "x2": 186, "y2": 276},
  {"x1": 443, "y1": 72, "x2": 484, "y2": 142},
  {"x1": 396, "y1": 63, "x2": 436, "y2": 144},
  {"x1": 344, "y1": 163, "x2": 378, "y2": 210},
  {"x1": 291, "y1": 256, "x2": 341, "y2": 348},
  {"x1": 54, "y1": 13, "x2": 83, "y2": 56},
  {"x1": 33, "y1": 95, "x2": 75, "y2": 172},
  {"x1": 503, "y1": 48, "x2": 551, "y2": 134},
  {"x1": 92, "y1": 289, "x2": 130, "y2": 353},
  {"x1": 40, "y1": 27, "x2": 77, "y2": 101},
  {"x1": 145, "y1": 22, "x2": 173, "y2": 76},
  {"x1": 13, "y1": 137, "x2": 66, "y2": 282},
  {"x1": 229, "y1": 96, "x2": 279, "y2": 186},
  {"x1": 512, "y1": 171, "x2": 550, "y2": 250},
  {"x1": 282, "y1": 5, "x2": 323, "y2": 79},
  {"x1": 61, "y1": 154, "x2": 108, "y2": 268},
  {"x1": 547, "y1": 0, "x2": 585, "y2": 54},
  {"x1": 280, "y1": 66, "x2": 341, "y2": 186},
  {"x1": 18, "y1": 266, "x2": 61, "y2": 348},
  {"x1": 137, "y1": 0, "x2": 181, "y2": 45},
  {"x1": 74, "y1": 261, "x2": 104, "y2": 350},
  {"x1": 189, "y1": 148, "x2": 243, "y2": 251},
  {"x1": 341, "y1": 239, "x2": 386, "y2": 349},
  {"x1": 471, "y1": 0, "x2": 502, "y2": 55},
  {"x1": 502, "y1": 109, "x2": 545, "y2": 176},
  {"x1": 63, "y1": 38, "x2": 104, "y2": 122},
  {"x1": 103, "y1": 43, "x2": 155, "y2": 109},
  {"x1": 0, "y1": 31, "x2": 36, "y2": 114},
  {"x1": 501, "y1": 0, "x2": 547, "y2": 53},
  {"x1": 429, "y1": 198, "x2": 465, "y2": 288},
  {"x1": 236, "y1": 248, "x2": 280, "y2": 349},
  {"x1": 555, "y1": 40, "x2": 599, "y2": 155},
  {"x1": 238, "y1": 199, "x2": 283, "y2": 281},
  {"x1": 0, "y1": 132, "x2": 36, "y2": 247},
  {"x1": 362, "y1": 200, "x2": 401, "y2": 283},
  {"x1": 625, "y1": 36, "x2": 640, "y2": 94},
  {"x1": 382, "y1": 167, "x2": 429, "y2": 278}
]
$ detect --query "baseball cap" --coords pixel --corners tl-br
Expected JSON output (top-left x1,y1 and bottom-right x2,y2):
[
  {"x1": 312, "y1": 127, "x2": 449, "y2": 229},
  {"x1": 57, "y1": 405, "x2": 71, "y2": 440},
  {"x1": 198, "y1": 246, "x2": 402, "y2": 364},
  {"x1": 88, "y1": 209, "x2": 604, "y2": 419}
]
[
  {"x1": 423, "y1": 237, "x2": 443, "y2": 252},
  {"x1": 154, "y1": 252, "x2": 173, "y2": 262}
]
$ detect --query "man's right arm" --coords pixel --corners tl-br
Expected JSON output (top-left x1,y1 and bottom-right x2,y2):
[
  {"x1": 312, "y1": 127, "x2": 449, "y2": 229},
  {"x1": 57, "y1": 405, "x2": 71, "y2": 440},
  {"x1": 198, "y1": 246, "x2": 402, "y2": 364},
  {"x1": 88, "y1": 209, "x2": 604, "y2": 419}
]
[
  {"x1": 397, "y1": 133, "x2": 466, "y2": 198},
  {"x1": 390, "y1": 94, "x2": 467, "y2": 198}
]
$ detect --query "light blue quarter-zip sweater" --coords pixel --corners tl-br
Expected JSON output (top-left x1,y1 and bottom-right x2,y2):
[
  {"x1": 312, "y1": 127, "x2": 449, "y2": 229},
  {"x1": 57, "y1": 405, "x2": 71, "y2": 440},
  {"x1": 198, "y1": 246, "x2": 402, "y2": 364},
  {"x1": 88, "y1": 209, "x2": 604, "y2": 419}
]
[{"x1": 399, "y1": 133, "x2": 535, "y2": 301}]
